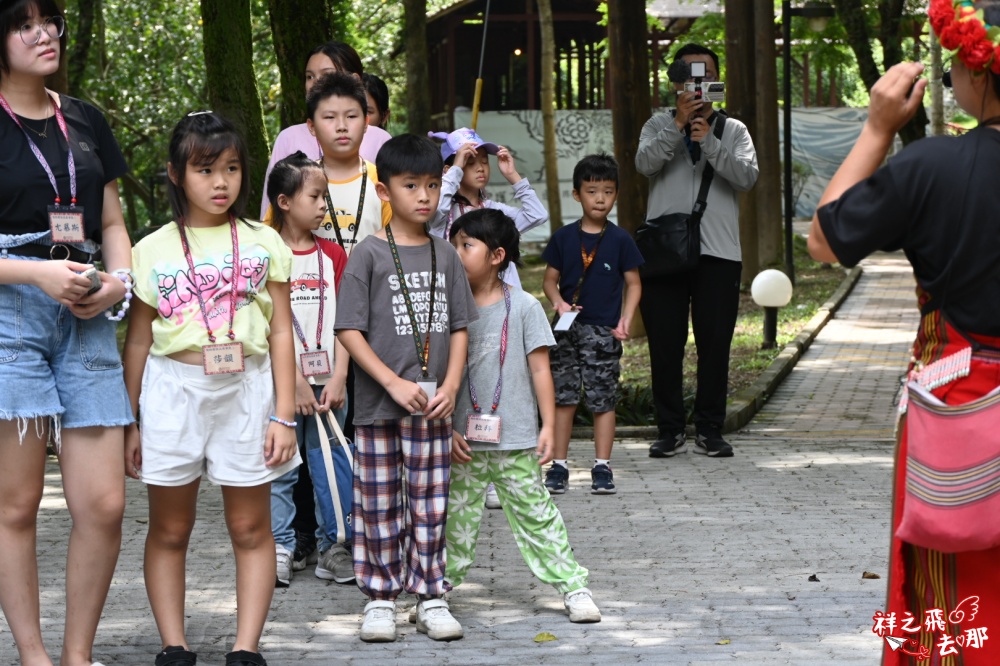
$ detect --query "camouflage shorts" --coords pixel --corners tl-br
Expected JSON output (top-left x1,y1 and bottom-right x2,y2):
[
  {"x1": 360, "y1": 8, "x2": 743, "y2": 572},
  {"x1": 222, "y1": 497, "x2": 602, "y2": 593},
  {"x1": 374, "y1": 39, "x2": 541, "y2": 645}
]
[{"x1": 551, "y1": 322, "x2": 622, "y2": 412}]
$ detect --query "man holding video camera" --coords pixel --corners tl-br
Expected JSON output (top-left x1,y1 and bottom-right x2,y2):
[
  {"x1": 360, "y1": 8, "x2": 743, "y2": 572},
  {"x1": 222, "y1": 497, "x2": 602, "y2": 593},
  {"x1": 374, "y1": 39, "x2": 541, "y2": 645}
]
[{"x1": 635, "y1": 43, "x2": 758, "y2": 459}]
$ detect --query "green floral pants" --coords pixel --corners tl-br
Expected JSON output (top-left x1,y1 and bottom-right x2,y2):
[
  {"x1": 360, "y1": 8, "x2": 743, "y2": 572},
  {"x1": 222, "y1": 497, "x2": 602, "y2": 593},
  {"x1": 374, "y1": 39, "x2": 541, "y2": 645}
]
[{"x1": 445, "y1": 449, "x2": 589, "y2": 594}]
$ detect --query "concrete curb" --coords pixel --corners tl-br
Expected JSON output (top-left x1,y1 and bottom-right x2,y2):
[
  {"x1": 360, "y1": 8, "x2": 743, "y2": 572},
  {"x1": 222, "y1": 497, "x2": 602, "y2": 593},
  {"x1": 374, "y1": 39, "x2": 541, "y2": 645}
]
[{"x1": 570, "y1": 265, "x2": 864, "y2": 440}]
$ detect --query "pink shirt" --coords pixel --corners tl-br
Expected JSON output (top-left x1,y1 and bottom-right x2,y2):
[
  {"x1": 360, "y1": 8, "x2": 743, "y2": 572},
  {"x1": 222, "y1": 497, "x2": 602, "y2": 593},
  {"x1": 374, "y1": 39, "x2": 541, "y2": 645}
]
[{"x1": 259, "y1": 123, "x2": 392, "y2": 220}]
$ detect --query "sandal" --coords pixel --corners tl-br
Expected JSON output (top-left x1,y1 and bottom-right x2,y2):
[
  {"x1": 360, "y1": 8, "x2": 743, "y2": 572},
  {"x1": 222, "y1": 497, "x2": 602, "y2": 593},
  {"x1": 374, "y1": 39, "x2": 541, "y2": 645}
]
[
  {"x1": 155, "y1": 645, "x2": 197, "y2": 666},
  {"x1": 224, "y1": 650, "x2": 267, "y2": 666}
]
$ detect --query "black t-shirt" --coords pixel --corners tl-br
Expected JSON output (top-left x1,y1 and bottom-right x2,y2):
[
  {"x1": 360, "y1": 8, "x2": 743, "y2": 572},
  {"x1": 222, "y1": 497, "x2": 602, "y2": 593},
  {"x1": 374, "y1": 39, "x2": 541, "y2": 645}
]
[
  {"x1": 817, "y1": 127, "x2": 1000, "y2": 335},
  {"x1": 0, "y1": 95, "x2": 128, "y2": 244},
  {"x1": 541, "y1": 220, "x2": 644, "y2": 327}
]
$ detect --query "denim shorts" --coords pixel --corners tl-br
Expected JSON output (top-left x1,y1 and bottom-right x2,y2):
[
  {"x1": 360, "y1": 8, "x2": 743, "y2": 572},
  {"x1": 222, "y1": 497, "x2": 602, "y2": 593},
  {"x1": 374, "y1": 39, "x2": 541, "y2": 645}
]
[{"x1": 0, "y1": 260, "x2": 133, "y2": 436}]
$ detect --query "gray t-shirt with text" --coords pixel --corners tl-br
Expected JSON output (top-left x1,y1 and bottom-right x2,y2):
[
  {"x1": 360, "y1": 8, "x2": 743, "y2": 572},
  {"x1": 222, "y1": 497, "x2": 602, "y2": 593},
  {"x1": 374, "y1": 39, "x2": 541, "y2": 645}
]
[
  {"x1": 456, "y1": 288, "x2": 556, "y2": 450},
  {"x1": 335, "y1": 234, "x2": 476, "y2": 425}
]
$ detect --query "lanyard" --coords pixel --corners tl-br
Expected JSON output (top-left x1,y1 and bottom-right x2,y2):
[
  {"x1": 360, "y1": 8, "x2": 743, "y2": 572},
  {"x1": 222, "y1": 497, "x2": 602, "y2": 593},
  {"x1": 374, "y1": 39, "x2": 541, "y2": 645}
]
[
  {"x1": 446, "y1": 199, "x2": 478, "y2": 239},
  {"x1": 177, "y1": 216, "x2": 240, "y2": 343},
  {"x1": 0, "y1": 92, "x2": 77, "y2": 207},
  {"x1": 291, "y1": 241, "x2": 326, "y2": 351},
  {"x1": 569, "y1": 220, "x2": 608, "y2": 307},
  {"x1": 320, "y1": 155, "x2": 367, "y2": 253},
  {"x1": 385, "y1": 225, "x2": 437, "y2": 376},
  {"x1": 468, "y1": 283, "x2": 511, "y2": 413}
]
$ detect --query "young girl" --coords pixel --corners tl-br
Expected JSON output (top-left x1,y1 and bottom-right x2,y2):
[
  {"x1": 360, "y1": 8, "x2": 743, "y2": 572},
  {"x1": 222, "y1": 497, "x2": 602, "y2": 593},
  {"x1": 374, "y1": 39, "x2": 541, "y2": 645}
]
[
  {"x1": 265, "y1": 152, "x2": 355, "y2": 588},
  {"x1": 443, "y1": 208, "x2": 601, "y2": 629},
  {"x1": 362, "y1": 72, "x2": 391, "y2": 131},
  {"x1": 0, "y1": 2, "x2": 132, "y2": 664},
  {"x1": 427, "y1": 128, "x2": 548, "y2": 290},
  {"x1": 123, "y1": 112, "x2": 300, "y2": 666}
]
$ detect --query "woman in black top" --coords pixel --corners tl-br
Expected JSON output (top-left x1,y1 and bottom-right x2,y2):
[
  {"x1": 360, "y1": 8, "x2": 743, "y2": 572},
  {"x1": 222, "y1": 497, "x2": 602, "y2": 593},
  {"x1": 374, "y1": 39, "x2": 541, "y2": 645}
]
[
  {"x1": 809, "y1": 2, "x2": 1000, "y2": 662},
  {"x1": 0, "y1": 1, "x2": 133, "y2": 664}
]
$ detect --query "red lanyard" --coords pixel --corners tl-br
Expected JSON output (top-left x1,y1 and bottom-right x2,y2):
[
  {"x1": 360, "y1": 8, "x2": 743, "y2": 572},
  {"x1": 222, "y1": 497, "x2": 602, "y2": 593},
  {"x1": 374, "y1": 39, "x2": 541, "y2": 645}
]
[
  {"x1": 177, "y1": 216, "x2": 240, "y2": 343},
  {"x1": 467, "y1": 283, "x2": 511, "y2": 413},
  {"x1": 0, "y1": 92, "x2": 77, "y2": 207},
  {"x1": 290, "y1": 241, "x2": 326, "y2": 351}
]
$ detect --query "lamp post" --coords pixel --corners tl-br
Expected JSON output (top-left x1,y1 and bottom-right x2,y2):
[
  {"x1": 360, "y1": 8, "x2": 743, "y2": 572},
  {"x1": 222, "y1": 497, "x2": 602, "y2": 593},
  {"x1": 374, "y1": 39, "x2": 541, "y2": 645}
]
[
  {"x1": 751, "y1": 269, "x2": 794, "y2": 350},
  {"x1": 782, "y1": 1, "x2": 835, "y2": 286}
]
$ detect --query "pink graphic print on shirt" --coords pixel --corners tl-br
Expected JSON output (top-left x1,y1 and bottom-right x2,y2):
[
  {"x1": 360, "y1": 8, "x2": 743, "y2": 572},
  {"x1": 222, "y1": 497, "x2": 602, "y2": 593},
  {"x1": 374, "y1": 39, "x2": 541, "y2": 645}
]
[{"x1": 156, "y1": 252, "x2": 270, "y2": 328}]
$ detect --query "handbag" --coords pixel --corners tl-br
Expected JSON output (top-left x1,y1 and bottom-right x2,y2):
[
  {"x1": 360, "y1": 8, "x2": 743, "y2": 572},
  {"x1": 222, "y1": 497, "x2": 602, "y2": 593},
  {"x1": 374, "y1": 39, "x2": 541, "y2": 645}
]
[
  {"x1": 635, "y1": 112, "x2": 726, "y2": 278},
  {"x1": 897, "y1": 380, "x2": 1000, "y2": 552},
  {"x1": 305, "y1": 410, "x2": 355, "y2": 546}
]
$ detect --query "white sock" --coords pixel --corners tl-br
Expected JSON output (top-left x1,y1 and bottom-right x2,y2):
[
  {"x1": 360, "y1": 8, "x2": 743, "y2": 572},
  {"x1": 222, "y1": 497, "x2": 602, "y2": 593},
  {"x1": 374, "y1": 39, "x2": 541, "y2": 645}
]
[
  {"x1": 553, "y1": 459, "x2": 568, "y2": 469},
  {"x1": 594, "y1": 458, "x2": 610, "y2": 468}
]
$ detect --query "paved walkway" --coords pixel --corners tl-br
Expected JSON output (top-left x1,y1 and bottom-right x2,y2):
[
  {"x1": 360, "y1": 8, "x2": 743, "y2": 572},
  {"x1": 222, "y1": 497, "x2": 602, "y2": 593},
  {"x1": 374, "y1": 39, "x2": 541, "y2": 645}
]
[{"x1": 2, "y1": 254, "x2": 919, "y2": 665}]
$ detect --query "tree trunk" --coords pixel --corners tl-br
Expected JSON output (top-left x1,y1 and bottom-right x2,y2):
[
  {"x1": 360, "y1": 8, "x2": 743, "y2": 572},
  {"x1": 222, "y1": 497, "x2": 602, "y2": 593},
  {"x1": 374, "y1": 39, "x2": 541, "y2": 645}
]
[
  {"x1": 67, "y1": 0, "x2": 99, "y2": 96},
  {"x1": 200, "y1": 0, "x2": 270, "y2": 212},
  {"x1": 607, "y1": 0, "x2": 650, "y2": 337},
  {"x1": 402, "y1": 0, "x2": 431, "y2": 134},
  {"x1": 267, "y1": 0, "x2": 333, "y2": 129},
  {"x1": 725, "y1": 0, "x2": 758, "y2": 282},
  {"x1": 930, "y1": 31, "x2": 944, "y2": 136},
  {"x1": 537, "y1": 0, "x2": 562, "y2": 230},
  {"x1": 833, "y1": 0, "x2": 926, "y2": 144},
  {"x1": 753, "y1": 0, "x2": 781, "y2": 270}
]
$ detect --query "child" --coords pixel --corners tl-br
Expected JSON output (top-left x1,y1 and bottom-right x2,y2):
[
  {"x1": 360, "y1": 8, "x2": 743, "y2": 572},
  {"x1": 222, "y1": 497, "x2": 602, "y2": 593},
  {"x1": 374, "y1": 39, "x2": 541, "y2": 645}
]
[
  {"x1": 265, "y1": 152, "x2": 355, "y2": 588},
  {"x1": 541, "y1": 154, "x2": 643, "y2": 495},
  {"x1": 445, "y1": 207, "x2": 602, "y2": 627},
  {"x1": 362, "y1": 72, "x2": 391, "y2": 131},
  {"x1": 264, "y1": 72, "x2": 391, "y2": 258},
  {"x1": 123, "y1": 112, "x2": 301, "y2": 666},
  {"x1": 427, "y1": 127, "x2": 548, "y2": 289},
  {"x1": 259, "y1": 40, "x2": 392, "y2": 220},
  {"x1": 335, "y1": 134, "x2": 476, "y2": 643}
]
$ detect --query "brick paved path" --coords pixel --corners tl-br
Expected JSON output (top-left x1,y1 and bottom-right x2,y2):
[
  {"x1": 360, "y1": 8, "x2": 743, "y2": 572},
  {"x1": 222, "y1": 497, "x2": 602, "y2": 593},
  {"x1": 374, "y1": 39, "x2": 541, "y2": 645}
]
[{"x1": 2, "y1": 253, "x2": 918, "y2": 665}]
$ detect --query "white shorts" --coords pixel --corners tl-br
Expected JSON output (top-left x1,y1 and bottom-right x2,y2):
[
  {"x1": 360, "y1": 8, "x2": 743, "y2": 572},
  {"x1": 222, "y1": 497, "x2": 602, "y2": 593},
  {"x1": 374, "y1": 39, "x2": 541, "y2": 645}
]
[{"x1": 139, "y1": 354, "x2": 301, "y2": 487}]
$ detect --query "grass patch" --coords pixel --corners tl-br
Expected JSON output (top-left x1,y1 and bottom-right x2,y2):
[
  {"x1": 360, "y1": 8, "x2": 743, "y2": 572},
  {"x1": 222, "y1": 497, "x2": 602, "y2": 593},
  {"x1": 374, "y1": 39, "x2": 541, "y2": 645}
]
[{"x1": 519, "y1": 234, "x2": 847, "y2": 426}]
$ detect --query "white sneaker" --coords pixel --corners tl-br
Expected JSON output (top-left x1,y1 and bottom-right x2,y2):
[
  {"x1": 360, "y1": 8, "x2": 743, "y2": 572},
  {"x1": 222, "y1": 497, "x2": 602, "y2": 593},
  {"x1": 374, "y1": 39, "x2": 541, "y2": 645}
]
[
  {"x1": 275, "y1": 543, "x2": 293, "y2": 588},
  {"x1": 360, "y1": 600, "x2": 397, "y2": 642},
  {"x1": 564, "y1": 587, "x2": 602, "y2": 623},
  {"x1": 415, "y1": 598, "x2": 464, "y2": 641},
  {"x1": 485, "y1": 482, "x2": 501, "y2": 509}
]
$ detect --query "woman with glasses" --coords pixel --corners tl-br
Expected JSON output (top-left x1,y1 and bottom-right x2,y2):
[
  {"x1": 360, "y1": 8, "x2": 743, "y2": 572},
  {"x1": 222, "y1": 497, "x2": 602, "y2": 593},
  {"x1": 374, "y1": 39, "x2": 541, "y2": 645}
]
[
  {"x1": 809, "y1": 2, "x2": 1000, "y2": 663},
  {"x1": 0, "y1": 1, "x2": 133, "y2": 665}
]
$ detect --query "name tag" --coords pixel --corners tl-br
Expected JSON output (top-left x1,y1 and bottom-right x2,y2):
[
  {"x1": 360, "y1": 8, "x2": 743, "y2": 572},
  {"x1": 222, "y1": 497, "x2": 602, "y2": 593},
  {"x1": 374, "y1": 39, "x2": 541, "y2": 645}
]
[
  {"x1": 554, "y1": 310, "x2": 579, "y2": 331},
  {"x1": 48, "y1": 205, "x2": 86, "y2": 243},
  {"x1": 414, "y1": 373, "x2": 437, "y2": 416},
  {"x1": 300, "y1": 350, "x2": 331, "y2": 377},
  {"x1": 465, "y1": 412, "x2": 502, "y2": 444},
  {"x1": 202, "y1": 342, "x2": 245, "y2": 375}
]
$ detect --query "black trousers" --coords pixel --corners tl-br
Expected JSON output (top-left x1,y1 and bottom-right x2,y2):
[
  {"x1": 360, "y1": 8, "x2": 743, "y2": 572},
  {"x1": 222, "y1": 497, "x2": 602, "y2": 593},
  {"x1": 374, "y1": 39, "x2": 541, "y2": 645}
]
[{"x1": 639, "y1": 255, "x2": 742, "y2": 436}]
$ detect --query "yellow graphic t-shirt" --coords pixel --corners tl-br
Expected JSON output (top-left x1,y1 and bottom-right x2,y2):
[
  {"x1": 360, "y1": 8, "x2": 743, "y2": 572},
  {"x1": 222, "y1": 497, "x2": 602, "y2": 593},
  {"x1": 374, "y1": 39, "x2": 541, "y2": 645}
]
[{"x1": 132, "y1": 221, "x2": 293, "y2": 357}]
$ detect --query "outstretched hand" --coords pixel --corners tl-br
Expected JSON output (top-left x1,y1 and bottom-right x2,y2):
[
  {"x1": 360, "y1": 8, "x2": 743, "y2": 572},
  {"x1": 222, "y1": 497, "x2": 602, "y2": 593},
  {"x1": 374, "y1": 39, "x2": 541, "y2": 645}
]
[{"x1": 867, "y1": 62, "x2": 927, "y2": 139}]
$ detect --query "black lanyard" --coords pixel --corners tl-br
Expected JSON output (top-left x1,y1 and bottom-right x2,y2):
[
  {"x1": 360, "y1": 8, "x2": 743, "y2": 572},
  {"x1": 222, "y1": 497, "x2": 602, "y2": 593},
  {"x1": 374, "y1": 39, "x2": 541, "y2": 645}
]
[
  {"x1": 385, "y1": 226, "x2": 437, "y2": 376},
  {"x1": 569, "y1": 220, "x2": 608, "y2": 307},
  {"x1": 322, "y1": 158, "x2": 367, "y2": 253},
  {"x1": 290, "y1": 241, "x2": 327, "y2": 351}
]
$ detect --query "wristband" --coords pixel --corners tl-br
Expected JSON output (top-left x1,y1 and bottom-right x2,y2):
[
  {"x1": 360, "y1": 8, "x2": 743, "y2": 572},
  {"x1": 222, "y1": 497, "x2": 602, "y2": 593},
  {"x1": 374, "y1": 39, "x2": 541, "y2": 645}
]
[{"x1": 269, "y1": 415, "x2": 297, "y2": 428}]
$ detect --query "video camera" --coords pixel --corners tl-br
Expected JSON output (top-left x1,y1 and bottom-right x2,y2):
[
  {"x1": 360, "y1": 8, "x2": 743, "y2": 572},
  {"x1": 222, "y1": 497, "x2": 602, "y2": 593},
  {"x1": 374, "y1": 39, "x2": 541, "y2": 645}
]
[{"x1": 667, "y1": 60, "x2": 726, "y2": 103}]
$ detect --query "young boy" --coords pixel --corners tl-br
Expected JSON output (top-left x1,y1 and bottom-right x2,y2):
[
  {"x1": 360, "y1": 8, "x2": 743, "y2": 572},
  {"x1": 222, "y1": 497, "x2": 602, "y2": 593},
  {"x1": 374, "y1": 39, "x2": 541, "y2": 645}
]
[
  {"x1": 427, "y1": 127, "x2": 548, "y2": 289},
  {"x1": 541, "y1": 154, "x2": 643, "y2": 495},
  {"x1": 265, "y1": 72, "x2": 391, "y2": 257},
  {"x1": 335, "y1": 134, "x2": 476, "y2": 643}
]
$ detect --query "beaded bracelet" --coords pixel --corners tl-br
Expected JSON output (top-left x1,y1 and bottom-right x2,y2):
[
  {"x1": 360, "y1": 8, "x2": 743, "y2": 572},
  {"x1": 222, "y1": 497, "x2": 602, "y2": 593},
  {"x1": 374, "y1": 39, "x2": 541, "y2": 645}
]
[
  {"x1": 269, "y1": 415, "x2": 297, "y2": 428},
  {"x1": 104, "y1": 269, "x2": 133, "y2": 322}
]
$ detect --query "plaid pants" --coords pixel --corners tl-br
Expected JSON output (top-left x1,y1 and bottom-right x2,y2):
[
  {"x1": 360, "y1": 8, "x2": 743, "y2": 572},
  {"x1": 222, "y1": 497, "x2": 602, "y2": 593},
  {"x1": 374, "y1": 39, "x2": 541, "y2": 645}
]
[
  {"x1": 352, "y1": 415, "x2": 452, "y2": 600},
  {"x1": 445, "y1": 449, "x2": 589, "y2": 595}
]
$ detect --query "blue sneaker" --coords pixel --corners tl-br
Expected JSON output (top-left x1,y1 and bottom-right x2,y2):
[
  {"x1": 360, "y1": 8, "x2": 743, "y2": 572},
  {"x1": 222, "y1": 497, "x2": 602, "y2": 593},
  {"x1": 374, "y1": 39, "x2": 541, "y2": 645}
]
[
  {"x1": 544, "y1": 464, "x2": 569, "y2": 494},
  {"x1": 590, "y1": 464, "x2": 616, "y2": 495}
]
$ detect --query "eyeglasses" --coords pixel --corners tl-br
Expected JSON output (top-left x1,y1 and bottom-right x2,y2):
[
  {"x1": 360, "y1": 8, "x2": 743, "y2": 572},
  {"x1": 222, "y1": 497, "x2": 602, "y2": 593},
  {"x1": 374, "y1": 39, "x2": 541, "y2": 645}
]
[
  {"x1": 943, "y1": 70, "x2": 952, "y2": 89},
  {"x1": 14, "y1": 16, "x2": 65, "y2": 46}
]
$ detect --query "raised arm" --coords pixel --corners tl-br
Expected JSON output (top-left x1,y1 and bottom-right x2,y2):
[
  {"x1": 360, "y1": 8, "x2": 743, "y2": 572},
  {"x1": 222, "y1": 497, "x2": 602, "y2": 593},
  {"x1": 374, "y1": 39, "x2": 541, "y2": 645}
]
[{"x1": 702, "y1": 121, "x2": 759, "y2": 192}]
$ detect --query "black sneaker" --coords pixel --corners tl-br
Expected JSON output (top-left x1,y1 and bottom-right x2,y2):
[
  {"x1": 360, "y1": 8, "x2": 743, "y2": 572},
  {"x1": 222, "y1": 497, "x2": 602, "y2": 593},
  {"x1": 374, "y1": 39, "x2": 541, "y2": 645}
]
[
  {"x1": 694, "y1": 431, "x2": 734, "y2": 457},
  {"x1": 292, "y1": 531, "x2": 318, "y2": 572},
  {"x1": 590, "y1": 464, "x2": 617, "y2": 494},
  {"x1": 544, "y1": 464, "x2": 569, "y2": 494},
  {"x1": 225, "y1": 650, "x2": 267, "y2": 666},
  {"x1": 649, "y1": 432, "x2": 687, "y2": 458},
  {"x1": 155, "y1": 645, "x2": 197, "y2": 666}
]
